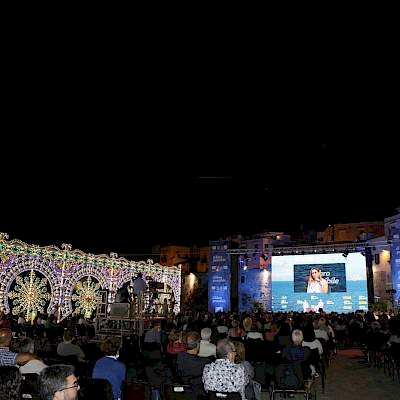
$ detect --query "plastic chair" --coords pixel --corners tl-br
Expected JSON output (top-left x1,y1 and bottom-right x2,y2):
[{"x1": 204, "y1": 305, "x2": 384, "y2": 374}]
[
  {"x1": 207, "y1": 390, "x2": 241, "y2": 399},
  {"x1": 124, "y1": 381, "x2": 152, "y2": 399},
  {"x1": 164, "y1": 384, "x2": 196, "y2": 400},
  {"x1": 78, "y1": 377, "x2": 114, "y2": 400},
  {"x1": 21, "y1": 373, "x2": 40, "y2": 400},
  {"x1": 270, "y1": 363, "x2": 315, "y2": 400}
]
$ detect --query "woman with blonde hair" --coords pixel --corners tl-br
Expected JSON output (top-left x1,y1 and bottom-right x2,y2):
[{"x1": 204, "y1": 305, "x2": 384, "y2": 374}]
[
  {"x1": 243, "y1": 317, "x2": 263, "y2": 340},
  {"x1": 307, "y1": 268, "x2": 328, "y2": 293},
  {"x1": 228, "y1": 320, "x2": 245, "y2": 338}
]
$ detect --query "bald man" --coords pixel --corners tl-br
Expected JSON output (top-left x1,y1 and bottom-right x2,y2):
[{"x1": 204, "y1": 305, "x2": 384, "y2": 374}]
[{"x1": 0, "y1": 328, "x2": 37, "y2": 366}]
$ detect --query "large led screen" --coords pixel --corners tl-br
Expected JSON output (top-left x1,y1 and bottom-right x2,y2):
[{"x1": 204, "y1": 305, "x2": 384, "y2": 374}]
[{"x1": 272, "y1": 253, "x2": 368, "y2": 313}]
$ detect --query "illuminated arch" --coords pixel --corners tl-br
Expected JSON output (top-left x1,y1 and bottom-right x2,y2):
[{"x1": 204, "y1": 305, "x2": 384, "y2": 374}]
[
  {"x1": 0, "y1": 256, "x2": 58, "y2": 315},
  {"x1": 0, "y1": 235, "x2": 182, "y2": 318},
  {"x1": 63, "y1": 264, "x2": 108, "y2": 317}
]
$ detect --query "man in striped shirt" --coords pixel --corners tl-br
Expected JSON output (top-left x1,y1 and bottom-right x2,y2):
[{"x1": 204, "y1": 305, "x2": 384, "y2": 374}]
[{"x1": 0, "y1": 328, "x2": 37, "y2": 366}]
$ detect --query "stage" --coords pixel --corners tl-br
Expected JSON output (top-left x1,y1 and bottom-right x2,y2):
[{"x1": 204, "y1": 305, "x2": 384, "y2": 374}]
[{"x1": 95, "y1": 315, "x2": 167, "y2": 337}]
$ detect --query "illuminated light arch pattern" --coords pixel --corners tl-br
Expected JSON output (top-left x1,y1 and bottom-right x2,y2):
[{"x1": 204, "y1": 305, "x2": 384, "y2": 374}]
[
  {"x1": 8, "y1": 269, "x2": 51, "y2": 321},
  {"x1": 62, "y1": 264, "x2": 108, "y2": 318},
  {"x1": 0, "y1": 234, "x2": 182, "y2": 318},
  {"x1": 71, "y1": 276, "x2": 101, "y2": 318},
  {"x1": 0, "y1": 256, "x2": 59, "y2": 315}
]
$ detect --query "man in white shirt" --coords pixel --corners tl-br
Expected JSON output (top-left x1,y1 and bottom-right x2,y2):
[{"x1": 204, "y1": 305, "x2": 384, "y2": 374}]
[{"x1": 203, "y1": 339, "x2": 248, "y2": 399}]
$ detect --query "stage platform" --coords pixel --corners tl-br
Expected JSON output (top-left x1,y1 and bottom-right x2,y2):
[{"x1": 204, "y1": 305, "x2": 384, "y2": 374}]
[{"x1": 95, "y1": 315, "x2": 167, "y2": 337}]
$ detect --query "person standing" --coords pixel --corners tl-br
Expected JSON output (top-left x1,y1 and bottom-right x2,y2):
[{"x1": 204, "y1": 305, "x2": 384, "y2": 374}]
[
  {"x1": 162, "y1": 298, "x2": 169, "y2": 315},
  {"x1": 131, "y1": 273, "x2": 147, "y2": 315}
]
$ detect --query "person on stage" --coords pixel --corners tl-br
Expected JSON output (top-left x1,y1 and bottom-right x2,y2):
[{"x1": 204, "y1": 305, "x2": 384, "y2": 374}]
[
  {"x1": 130, "y1": 272, "x2": 147, "y2": 314},
  {"x1": 162, "y1": 298, "x2": 169, "y2": 315},
  {"x1": 132, "y1": 272, "x2": 146, "y2": 295}
]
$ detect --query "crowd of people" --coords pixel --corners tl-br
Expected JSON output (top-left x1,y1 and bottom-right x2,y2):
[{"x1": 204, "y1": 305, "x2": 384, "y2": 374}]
[{"x1": 0, "y1": 308, "x2": 400, "y2": 399}]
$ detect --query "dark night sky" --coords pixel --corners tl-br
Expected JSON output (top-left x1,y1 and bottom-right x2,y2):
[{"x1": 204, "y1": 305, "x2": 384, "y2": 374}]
[
  {"x1": 1, "y1": 137, "x2": 398, "y2": 257},
  {"x1": 1, "y1": 29, "x2": 397, "y2": 258}
]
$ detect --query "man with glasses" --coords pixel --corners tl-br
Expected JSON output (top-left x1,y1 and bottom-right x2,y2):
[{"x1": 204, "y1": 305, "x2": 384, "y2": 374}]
[
  {"x1": 38, "y1": 364, "x2": 79, "y2": 400},
  {"x1": 203, "y1": 339, "x2": 248, "y2": 399}
]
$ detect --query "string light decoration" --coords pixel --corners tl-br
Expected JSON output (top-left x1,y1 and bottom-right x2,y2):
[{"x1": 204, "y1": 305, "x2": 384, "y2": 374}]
[
  {"x1": 0, "y1": 233, "x2": 181, "y2": 318},
  {"x1": 8, "y1": 269, "x2": 51, "y2": 322},
  {"x1": 71, "y1": 276, "x2": 101, "y2": 318}
]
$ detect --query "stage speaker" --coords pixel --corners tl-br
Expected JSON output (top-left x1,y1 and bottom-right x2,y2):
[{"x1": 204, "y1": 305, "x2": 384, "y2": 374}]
[{"x1": 109, "y1": 303, "x2": 130, "y2": 318}]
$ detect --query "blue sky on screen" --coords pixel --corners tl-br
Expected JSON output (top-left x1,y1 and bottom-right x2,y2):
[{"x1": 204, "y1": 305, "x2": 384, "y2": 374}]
[{"x1": 272, "y1": 253, "x2": 367, "y2": 281}]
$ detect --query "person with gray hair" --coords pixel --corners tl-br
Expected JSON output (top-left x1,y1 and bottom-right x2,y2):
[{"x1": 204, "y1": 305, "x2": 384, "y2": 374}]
[
  {"x1": 14, "y1": 338, "x2": 47, "y2": 375},
  {"x1": 38, "y1": 364, "x2": 79, "y2": 400},
  {"x1": 203, "y1": 339, "x2": 248, "y2": 399},
  {"x1": 198, "y1": 327, "x2": 216, "y2": 358},
  {"x1": 282, "y1": 329, "x2": 313, "y2": 379}
]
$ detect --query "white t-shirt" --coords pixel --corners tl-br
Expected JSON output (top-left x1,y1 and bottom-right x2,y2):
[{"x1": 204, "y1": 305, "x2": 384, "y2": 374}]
[
  {"x1": 19, "y1": 359, "x2": 47, "y2": 375},
  {"x1": 303, "y1": 339, "x2": 323, "y2": 355}
]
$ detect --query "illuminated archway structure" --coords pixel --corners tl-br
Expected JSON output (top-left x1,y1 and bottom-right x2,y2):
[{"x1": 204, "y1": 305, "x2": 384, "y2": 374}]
[{"x1": 0, "y1": 233, "x2": 181, "y2": 320}]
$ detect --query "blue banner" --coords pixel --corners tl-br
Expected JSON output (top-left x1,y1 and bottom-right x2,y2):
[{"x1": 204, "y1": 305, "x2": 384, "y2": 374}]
[
  {"x1": 239, "y1": 269, "x2": 272, "y2": 312},
  {"x1": 208, "y1": 241, "x2": 231, "y2": 313},
  {"x1": 391, "y1": 240, "x2": 400, "y2": 308}
]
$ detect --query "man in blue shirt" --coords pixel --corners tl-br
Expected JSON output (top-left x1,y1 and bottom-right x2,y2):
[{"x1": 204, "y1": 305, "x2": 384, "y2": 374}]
[{"x1": 92, "y1": 336, "x2": 126, "y2": 400}]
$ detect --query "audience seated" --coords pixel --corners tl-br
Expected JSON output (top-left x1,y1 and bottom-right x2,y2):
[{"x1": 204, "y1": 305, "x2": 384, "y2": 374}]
[
  {"x1": 177, "y1": 331, "x2": 210, "y2": 398},
  {"x1": 282, "y1": 329, "x2": 312, "y2": 380},
  {"x1": 14, "y1": 338, "x2": 47, "y2": 375},
  {"x1": 0, "y1": 365, "x2": 22, "y2": 400},
  {"x1": 198, "y1": 328, "x2": 216, "y2": 358},
  {"x1": 233, "y1": 341, "x2": 260, "y2": 400},
  {"x1": 57, "y1": 330, "x2": 85, "y2": 361},
  {"x1": 38, "y1": 364, "x2": 79, "y2": 400},
  {"x1": 228, "y1": 320, "x2": 245, "y2": 339},
  {"x1": 167, "y1": 329, "x2": 186, "y2": 354},
  {"x1": 92, "y1": 336, "x2": 126, "y2": 400},
  {"x1": 0, "y1": 328, "x2": 37, "y2": 367},
  {"x1": 203, "y1": 339, "x2": 249, "y2": 399}
]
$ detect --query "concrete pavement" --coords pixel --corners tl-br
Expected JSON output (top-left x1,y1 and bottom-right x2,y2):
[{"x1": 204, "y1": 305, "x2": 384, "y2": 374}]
[
  {"x1": 262, "y1": 348, "x2": 399, "y2": 400},
  {"x1": 314, "y1": 348, "x2": 399, "y2": 400}
]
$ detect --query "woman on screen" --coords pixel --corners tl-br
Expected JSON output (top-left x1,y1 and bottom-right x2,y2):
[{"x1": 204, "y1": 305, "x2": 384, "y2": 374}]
[{"x1": 307, "y1": 268, "x2": 329, "y2": 293}]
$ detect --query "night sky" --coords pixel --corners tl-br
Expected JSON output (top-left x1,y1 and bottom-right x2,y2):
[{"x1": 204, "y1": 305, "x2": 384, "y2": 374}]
[
  {"x1": 1, "y1": 138, "x2": 398, "y2": 257},
  {"x1": 2, "y1": 31, "x2": 397, "y2": 260}
]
